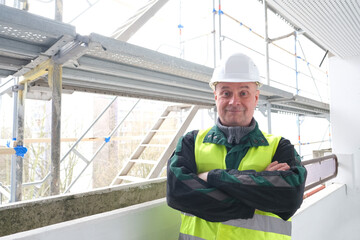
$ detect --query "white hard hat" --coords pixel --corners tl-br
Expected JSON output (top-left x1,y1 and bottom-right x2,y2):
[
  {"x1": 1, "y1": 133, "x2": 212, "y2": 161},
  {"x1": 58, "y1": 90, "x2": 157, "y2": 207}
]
[{"x1": 209, "y1": 53, "x2": 261, "y2": 90}]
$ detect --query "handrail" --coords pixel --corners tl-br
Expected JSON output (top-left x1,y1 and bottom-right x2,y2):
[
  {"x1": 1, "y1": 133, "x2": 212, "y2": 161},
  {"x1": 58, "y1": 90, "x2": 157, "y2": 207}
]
[
  {"x1": 302, "y1": 154, "x2": 338, "y2": 191},
  {"x1": 20, "y1": 98, "x2": 141, "y2": 193}
]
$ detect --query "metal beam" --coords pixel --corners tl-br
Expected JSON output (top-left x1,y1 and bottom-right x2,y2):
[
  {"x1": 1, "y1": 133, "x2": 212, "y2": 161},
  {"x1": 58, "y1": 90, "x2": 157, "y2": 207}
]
[
  {"x1": 269, "y1": 31, "x2": 295, "y2": 43},
  {"x1": 111, "y1": 0, "x2": 169, "y2": 42},
  {"x1": 20, "y1": 59, "x2": 52, "y2": 84},
  {"x1": 0, "y1": 37, "x2": 46, "y2": 59},
  {"x1": 64, "y1": 99, "x2": 140, "y2": 193},
  {"x1": 0, "y1": 55, "x2": 29, "y2": 71},
  {"x1": 0, "y1": 4, "x2": 76, "y2": 42},
  {"x1": 147, "y1": 105, "x2": 199, "y2": 179}
]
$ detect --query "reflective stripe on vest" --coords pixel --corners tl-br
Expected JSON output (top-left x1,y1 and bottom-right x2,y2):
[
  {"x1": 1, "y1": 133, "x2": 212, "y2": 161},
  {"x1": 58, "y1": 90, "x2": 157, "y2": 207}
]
[
  {"x1": 180, "y1": 211, "x2": 291, "y2": 240},
  {"x1": 222, "y1": 210, "x2": 291, "y2": 236},
  {"x1": 179, "y1": 127, "x2": 291, "y2": 240}
]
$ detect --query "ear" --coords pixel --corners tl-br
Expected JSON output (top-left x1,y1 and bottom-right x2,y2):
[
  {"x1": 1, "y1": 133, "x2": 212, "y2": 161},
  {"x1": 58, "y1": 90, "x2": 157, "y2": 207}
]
[
  {"x1": 214, "y1": 90, "x2": 218, "y2": 101},
  {"x1": 255, "y1": 89, "x2": 260, "y2": 104}
]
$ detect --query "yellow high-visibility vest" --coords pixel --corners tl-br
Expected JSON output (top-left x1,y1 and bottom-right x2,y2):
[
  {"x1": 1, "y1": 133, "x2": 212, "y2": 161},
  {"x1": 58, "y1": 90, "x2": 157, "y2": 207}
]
[{"x1": 179, "y1": 127, "x2": 291, "y2": 240}]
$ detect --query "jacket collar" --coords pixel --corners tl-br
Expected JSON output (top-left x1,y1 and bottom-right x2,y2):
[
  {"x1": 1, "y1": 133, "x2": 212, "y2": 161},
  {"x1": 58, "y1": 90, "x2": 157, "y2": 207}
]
[{"x1": 203, "y1": 121, "x2": 269, "y2": 148}]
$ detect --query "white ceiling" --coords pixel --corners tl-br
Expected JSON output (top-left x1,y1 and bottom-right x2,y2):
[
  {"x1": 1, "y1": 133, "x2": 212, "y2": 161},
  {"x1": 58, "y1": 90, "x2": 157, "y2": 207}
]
[{"x1": 266, "y1": 0, "x2": 360, "y2": 58}]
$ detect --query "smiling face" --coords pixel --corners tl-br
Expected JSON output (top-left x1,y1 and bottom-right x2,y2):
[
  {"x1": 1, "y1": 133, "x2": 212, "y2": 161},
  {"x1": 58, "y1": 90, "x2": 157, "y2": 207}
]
[{"x1": 214, "y1": 82, "x2": 259, "y2": 127}]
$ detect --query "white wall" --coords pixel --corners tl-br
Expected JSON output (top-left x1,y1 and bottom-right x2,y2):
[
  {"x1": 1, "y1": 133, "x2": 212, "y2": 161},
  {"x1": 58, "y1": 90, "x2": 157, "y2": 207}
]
[
  {"x1": 292, "y1": 55, "x2": 360, "y2": 240},
  {"x1": 292, "y1": 183, "x2": 360, "y2": 240},
  {"x1": 0, "y1": 198, "x2": 181, "y2": 240},
  {"x1": 329, "y1": 55, "x2": 360, "y2": 193}
]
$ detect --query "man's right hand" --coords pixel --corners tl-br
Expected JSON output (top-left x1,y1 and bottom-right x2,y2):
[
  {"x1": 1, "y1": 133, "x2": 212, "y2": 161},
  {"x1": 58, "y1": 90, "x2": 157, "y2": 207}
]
[{"x1": 265, "y1": 161, "x2": 290, "y2": 171}]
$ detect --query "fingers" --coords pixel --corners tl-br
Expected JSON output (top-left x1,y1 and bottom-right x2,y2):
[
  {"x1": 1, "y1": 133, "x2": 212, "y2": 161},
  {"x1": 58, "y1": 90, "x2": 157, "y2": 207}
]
[
  {"x1": 276, "y1": 164, "x2": 290, "y2": 171},
  {"x1": 265, "y1": 161, "x2": 290, "y2": 171},
  {"x1": 265, "y1": 161, "x2": 279, "y2": 171}
]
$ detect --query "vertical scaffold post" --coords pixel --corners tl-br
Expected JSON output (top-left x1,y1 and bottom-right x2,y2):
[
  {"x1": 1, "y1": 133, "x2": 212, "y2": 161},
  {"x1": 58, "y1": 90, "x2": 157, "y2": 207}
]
[
  {"x1": 10, "y1": 78, "x2": 18, "y2": 202},
  {"x1": 263, "y1": 0, "x2": 272, "y2": 134},
  {"x1": 212, "y1": 0, "x2": 217, "y2": 124},
  {"x1": 10, "y1": 78, "x2": 20, "y2": 202},
  {"x1": 49, "y1": 62, "x2": 62, "y2": 196},
  {"x1": 14, "y1": 83, "x2": 26, "y2": 201},
  {"x1": 55, "y1": 0, "x2": 63, "y2": 22},
  {"x1": 212, "y1": 0, "x2": 217, "y2": 67},
  {"x1": 13, "y1": 0, "x2": 20, "y2": 8},
  {"x1": 295, "y1": 31, "x2": 301, "y2": 156},
  {"x1": 0, "y1": 81, "x2": 2, "y2": 139},
  {"x1": 218, "y1": 0, "x2": 222, "y2": 60}
]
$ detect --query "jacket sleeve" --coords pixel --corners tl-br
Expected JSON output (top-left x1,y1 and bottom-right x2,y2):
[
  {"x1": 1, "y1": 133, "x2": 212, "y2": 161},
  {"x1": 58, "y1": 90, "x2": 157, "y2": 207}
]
[
  {"x1": 207, "y1": 138, "x2": 307, "y2": 220},
  {"x1": 166, "y1": 130, "x2": 256, "y2": 222}
]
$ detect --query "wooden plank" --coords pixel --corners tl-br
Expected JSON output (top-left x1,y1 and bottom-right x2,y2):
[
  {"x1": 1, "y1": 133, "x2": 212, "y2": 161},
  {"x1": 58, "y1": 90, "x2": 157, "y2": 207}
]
[
  {"x1": 0, "y1": 147, "x2": 15, "y2": 155},
  {"x1": 117, "y1": 176, "x2": 145, "y2": 182},
  {"x1": 22, "y1": 136, "x2": 141, "y2": 144},
  {"x1": 129, "y1": 159, "x2": 157, "y2": 164}
]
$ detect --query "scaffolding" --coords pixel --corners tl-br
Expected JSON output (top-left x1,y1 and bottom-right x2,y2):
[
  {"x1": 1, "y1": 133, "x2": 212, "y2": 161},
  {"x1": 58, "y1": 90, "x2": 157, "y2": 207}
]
[
  {"x1": 0, "y1": 1, "x2": 330, "y2": 203},
  {"x1": 211, "y1": 0, "x2": 331, "y2": 156}
]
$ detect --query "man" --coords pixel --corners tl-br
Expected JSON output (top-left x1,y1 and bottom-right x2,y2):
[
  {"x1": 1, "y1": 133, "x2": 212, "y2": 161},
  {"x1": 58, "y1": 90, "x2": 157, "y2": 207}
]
[{"x1": 167, "y1": 53, "x2": 307, "y2": 240}]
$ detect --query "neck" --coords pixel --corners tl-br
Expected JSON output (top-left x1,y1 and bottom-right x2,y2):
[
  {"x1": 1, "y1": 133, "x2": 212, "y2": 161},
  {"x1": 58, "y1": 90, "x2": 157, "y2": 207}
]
[{"x1": 216, "y1": 118, "x2": 256, "y2": 144}]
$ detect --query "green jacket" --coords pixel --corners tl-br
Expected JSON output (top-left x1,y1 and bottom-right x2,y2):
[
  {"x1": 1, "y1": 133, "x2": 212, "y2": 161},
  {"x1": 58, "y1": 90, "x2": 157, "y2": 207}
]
[{"x1": 167, "y1": 122, "x2": 307, "y2": 222}]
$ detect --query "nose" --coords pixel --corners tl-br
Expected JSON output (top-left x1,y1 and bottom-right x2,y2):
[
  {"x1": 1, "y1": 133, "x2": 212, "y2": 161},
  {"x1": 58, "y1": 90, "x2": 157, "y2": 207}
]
[{"x1": 229, "y1": 94, "x2": 241, "y2": 105}]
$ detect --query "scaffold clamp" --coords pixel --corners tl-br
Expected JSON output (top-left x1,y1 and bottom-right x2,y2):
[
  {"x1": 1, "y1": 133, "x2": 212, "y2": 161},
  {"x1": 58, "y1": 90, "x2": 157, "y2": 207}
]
[
  {"x1": 14, "y1": 145, "x2": 27, "y2": 157},
  {"x1": 12, "y1": 84, "x2": 24, "y2": 92}
]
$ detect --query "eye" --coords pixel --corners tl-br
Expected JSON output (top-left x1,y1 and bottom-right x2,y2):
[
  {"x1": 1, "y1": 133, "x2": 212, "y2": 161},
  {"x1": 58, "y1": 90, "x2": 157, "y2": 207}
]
[
  {"x1": 221, "y1": 91, "x2": 231, "y2": 97},
  {"x1": 240, "y1": 91, "x2": 248, "y2": 97}
]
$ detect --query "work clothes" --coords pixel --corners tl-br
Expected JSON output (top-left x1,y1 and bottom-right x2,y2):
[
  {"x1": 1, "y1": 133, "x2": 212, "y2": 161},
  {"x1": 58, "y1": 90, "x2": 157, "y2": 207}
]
[{"x1": 167, "y1": 122, "x2": 307, "y2": 240}]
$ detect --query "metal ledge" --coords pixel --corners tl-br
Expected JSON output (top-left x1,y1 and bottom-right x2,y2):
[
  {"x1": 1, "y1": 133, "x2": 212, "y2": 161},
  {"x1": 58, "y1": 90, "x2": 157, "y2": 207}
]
[
  {"x1": 0, "y1": 4, "x2": 76, "y2": 78},
  {"x1": 0, "y1": 4, "x2": 76, "y2": 45},
  {"x1": 87, "y1": 33, "x2": 212, "y2": 82}
]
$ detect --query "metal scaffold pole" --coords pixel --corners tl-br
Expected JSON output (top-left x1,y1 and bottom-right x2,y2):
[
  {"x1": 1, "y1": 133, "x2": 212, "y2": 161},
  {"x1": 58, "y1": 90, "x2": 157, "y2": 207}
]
[
  {"x1": 263, "y1": 0, "x2": 272, "y2": 134},
  {"x1": 49, "y1": 62, "x2": 62, "y2": 196},
  {"x1": 14, "y1": 82, "x2": 26, "y2": 201},
  {"x1": 9, "y1": 77, "x2": 26, "y2": 202},
  {"x1": 212, "y1": 0, "x2": 218, "y2": 124},
  {"x1": 178, "y1": 0, "x2": 184, "y2": 58},
  {"x1": 218, "y1": 0, "x2": 222, "y2": 59},
  {"x1": 212, "y1": 0, "x2": 216, "y2": 68},
  {"x1": 0, "y1": 80, "x2": 2, "y2": 139},
  {"x1": 13, "y1": 0, "x2": 20, "y2": 8},
  {"x1": 10, "y1": 78, "x2": 19, "y2": 202},
  {"x1": 55, "y1": 0, "x2": 63, "y2": 22},
  {"x1": 295, "y1": 31, "x2": 301, "y2": 157}
]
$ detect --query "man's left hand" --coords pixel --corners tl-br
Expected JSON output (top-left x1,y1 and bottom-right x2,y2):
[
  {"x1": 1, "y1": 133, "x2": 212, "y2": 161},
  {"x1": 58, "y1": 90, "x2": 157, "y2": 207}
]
[{"x1": 265, "y1": 161, "x2": 290, "y2": 171}]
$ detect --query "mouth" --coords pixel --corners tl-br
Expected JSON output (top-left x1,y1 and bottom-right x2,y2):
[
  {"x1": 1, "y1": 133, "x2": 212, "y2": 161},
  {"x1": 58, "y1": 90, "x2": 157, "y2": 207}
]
[{"x1": 226, "y1": 108, "x2": 245, "y2": 112}]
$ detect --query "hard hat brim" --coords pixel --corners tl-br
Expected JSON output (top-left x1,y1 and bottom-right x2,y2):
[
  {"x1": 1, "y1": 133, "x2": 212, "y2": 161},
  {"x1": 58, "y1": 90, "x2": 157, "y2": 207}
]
[{"x1": 209, "y1": 78, "x2": 262, "y2": 90}]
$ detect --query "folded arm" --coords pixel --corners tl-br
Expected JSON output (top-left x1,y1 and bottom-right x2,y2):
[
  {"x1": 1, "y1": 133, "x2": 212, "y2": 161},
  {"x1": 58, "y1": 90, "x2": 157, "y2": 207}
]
[
  {"x1": 167, "y1": 130, "x2": 255, "y2": 222},
  {"x1": 167, "y1": 132, "x2": 307, "y2": 221},
  {"x1": 206, "y1": 138, "x2": 307, "y2": 220}
]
